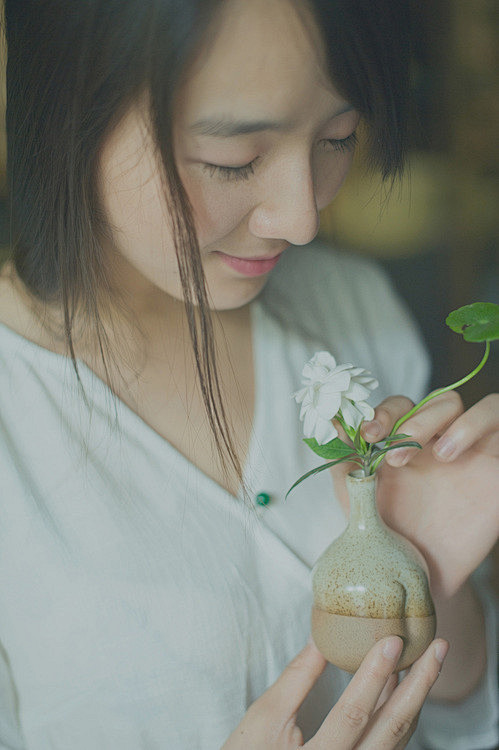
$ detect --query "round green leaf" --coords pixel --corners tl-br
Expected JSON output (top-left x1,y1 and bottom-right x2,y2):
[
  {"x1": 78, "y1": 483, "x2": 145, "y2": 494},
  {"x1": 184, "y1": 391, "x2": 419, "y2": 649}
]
[{"x1": 446, "y1": 302, "x2": 499, "y2": 342}]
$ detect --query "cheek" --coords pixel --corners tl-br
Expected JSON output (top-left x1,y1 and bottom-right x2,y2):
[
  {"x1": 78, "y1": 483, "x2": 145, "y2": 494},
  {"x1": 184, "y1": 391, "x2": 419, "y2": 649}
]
[
  {"x1": 106, "y1": 181, "x2": 171, "y2": 252},
  {"x1": 179, "y1": 169, "x2": 254, "y2": 246},
  {"x1": 100, "y1": 145, "x2": 179, "y2": 276},
  {"x1": 315, "y1": 152, "x2": 354, "y2": 211}
]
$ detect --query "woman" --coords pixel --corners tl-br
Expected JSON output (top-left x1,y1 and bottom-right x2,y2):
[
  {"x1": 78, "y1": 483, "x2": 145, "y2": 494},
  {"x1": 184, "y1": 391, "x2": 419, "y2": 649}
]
[{"x1": 0, "y1": 0, "x2": 497, "y2": 747}]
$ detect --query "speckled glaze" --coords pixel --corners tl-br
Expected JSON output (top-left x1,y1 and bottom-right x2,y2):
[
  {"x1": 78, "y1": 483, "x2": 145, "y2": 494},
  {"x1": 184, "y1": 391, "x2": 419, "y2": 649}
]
[{"x1": 311, "y1": 472, "x2": 436, "y2": 672}]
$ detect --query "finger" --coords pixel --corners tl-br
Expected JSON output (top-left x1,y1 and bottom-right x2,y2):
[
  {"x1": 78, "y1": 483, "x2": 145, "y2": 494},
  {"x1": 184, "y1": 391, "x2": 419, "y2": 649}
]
[
  {"x1": 311, "y1": 636, "x2": 403, "y2": 749},
  {"x1": 433, "y1": 393, "x2": 499, "y2": 462},
  {"x1": 361, "y1": 396, "x2": 415, "y2": 442},
  {"x1": 374, "y1": 672, "x2": 399, "y2": 712},
  {"x1": 259, "y1": 639, "x2": 327, "y2": 719},
  {"x1": 384, "y1": 391, "x2": 464, "y2": 467},
  {"x1": 356, "y1": 639, "x2": 448, "y2": 749}
]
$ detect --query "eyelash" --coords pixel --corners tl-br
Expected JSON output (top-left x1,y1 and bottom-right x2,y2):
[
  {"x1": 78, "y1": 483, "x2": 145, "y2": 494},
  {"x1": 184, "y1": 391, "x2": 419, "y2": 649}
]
[
  {"x1": 321, "y1": 131, "x2": 358, "y2": 153},
  {"x1": 203, "y1": 160, "x2": 258, "y2": 182},
  {"x1": 204, "y1": 131, "x2": 358, "y2": 182}
]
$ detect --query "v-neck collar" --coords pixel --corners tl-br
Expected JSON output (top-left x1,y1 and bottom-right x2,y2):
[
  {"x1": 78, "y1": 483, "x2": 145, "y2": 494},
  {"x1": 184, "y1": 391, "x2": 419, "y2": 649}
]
[{"x1": 0, "y1": 301, "x2": 266, "y2": 504}]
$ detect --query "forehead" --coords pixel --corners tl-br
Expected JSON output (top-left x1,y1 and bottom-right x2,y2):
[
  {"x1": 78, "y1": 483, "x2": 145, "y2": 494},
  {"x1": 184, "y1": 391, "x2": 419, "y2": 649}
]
[{"x1": 176, "y1": 0, "x2": 339, "y2": 126}]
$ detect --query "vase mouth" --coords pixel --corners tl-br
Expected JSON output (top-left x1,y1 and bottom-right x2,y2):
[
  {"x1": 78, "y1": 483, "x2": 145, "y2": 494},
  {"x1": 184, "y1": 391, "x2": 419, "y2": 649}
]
[{"x1": 347, "y1": 470, "x2": 376, "y2": 482}]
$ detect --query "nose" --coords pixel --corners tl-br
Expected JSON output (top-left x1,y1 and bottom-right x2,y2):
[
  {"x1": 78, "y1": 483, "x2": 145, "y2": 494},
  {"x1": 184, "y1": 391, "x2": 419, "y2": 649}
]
[{"x1": 248, "y1": 160, "x2": 320, "y2": 246}]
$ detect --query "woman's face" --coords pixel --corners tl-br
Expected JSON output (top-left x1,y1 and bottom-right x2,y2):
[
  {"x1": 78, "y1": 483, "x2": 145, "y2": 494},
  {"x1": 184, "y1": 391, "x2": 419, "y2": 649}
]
[{"x1": 99, "y1": 0, "x2": 360, "y2": 311}]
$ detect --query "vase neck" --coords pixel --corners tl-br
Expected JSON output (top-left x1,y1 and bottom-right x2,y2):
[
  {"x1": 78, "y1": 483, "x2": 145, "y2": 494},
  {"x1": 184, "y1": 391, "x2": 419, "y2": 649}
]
[{"x1": 345, "y1": 473, "x2": 380, "y2": 531}]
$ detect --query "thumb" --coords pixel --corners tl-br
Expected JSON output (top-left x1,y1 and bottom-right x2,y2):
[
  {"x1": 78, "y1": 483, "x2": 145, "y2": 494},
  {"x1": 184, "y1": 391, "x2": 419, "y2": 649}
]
[{"x1": 261, "y1": 638, "x2": 327, "y2": 719}]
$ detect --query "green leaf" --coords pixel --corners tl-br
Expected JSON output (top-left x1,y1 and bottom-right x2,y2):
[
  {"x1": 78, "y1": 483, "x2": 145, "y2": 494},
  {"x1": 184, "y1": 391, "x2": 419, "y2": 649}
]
[
  {"x1": 370, "y1": 440, "x2": 422, "y2": 461},
  {"x1": 380, "y1": 433, "x2": 412, "y2": 443},
  {"x1": 303, "y1": 437, "x2": 354, "y2": 460},
  {"x1": 446, "y1": 303, "x2": 499, "y2": 342},
  {"x1": 285, "y1": 455, "x2": 361, "y2": 499}
]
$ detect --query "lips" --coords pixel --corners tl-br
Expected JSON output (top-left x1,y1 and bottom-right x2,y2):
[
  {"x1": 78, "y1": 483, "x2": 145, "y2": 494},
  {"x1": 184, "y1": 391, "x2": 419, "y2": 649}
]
[{"x1": 215, "y1": 250, "x2": 285, "y2": 277}]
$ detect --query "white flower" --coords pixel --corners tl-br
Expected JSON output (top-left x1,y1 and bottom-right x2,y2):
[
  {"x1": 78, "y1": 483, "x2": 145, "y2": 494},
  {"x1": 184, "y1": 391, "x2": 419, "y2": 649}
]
[
  {"x1": 293, "y1": 351, "x2": 379, "y2": 444},
  {"x1": 339, "y1": 367, "x2": 379, "y2": 429}
]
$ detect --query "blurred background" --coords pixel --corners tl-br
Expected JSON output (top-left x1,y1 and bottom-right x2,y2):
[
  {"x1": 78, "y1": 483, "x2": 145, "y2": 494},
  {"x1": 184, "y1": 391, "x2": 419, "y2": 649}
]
[
  {"x1": 320, "y1": 0, "x2": 499, "y2": 407},
  {"x1": 0, "y1": 1, "x2": 497, "y2": 582}
]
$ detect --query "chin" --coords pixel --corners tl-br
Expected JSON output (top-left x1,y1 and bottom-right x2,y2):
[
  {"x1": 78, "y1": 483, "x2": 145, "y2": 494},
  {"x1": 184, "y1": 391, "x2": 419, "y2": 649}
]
[{"x1": 207, "y1": 275, "x2": 269, "y2": 311}]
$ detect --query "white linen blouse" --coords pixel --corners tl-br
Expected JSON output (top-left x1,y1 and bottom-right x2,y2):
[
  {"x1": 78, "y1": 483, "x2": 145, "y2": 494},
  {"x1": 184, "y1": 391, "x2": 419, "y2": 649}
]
[{"x1": 0, "y1": 243, "x2": 497, "y2": 749}]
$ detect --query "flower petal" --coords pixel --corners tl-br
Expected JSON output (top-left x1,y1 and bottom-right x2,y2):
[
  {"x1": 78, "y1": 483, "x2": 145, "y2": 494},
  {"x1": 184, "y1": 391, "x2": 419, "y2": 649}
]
[
  {"x1": 343, "y1": 382, "x2": 372, "y2": 402},
  {"x1": 313, "y1": 351, "x2": 338, "y2": 369},
  {"x1": 314, "y1": 417, "x2": 339, "y2": 444},
  {"x1": 303, "y1": 406, "x2": 319, "y2": 438},
  {"x1": 340, "y1": 398, "x2": 363, "y2": 429},
  {"x1": 356, "y1": 401, "x2": 375, "y2": 421},
  {"x1": 322, "y1": 371, "x2": 351, "y2": 392},
  {"x1": 316, "y1": 390, "x2": 342, "y2": 418},
  {"x1": 293, "y1": 386, "x2": 310, "y2": 404}
]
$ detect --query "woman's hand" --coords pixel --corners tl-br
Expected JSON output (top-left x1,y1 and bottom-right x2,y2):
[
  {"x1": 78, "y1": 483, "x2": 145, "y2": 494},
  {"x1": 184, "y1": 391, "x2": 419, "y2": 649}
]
[
  {"x1": 353, "y1": 392, "x2": 499, "y2": 598},
  {"x1": 222, "y1": 636, "x2": 447, "y2": 749}
]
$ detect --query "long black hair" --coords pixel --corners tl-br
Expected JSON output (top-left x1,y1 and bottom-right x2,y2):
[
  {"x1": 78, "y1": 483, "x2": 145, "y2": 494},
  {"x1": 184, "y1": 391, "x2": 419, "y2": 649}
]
[{"x1": 4, "y1": 0, "x2": 412, "y2": 486}]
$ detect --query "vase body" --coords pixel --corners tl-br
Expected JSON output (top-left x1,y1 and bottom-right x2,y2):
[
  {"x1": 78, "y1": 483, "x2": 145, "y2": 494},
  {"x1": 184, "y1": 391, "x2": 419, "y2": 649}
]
[{"x1": 311, "y1": 472, "x2": 435, "y2": 673}]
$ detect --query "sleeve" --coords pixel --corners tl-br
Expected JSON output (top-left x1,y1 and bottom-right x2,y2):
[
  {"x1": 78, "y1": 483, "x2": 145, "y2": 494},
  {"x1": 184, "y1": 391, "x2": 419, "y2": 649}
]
[
  {"x1": 0, "y1": 641, "x2": 26, "y2": 750},
  {"x1": 415, "y1": 565, "x2": 499, "y2": 750}
]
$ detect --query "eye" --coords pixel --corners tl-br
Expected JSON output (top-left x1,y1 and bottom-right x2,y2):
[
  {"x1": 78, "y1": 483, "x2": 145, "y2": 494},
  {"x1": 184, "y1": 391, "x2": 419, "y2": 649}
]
[
  {"x1": 203, "y1": 158, "x2": 258, "y2": 182},
  {"x1": 320, "y1": 131, "x2": 358, "y2": 153}
]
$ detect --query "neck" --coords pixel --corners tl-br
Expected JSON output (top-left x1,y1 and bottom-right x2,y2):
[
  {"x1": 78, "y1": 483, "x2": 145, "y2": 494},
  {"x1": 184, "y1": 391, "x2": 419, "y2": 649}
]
[{"x1": 0, "y1": 257, "x2": 252, "y2": 394}]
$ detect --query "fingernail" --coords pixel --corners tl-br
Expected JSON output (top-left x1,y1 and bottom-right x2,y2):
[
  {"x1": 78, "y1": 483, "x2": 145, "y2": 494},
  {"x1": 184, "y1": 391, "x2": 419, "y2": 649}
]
[
  {"x1": 434, "y1": 641, "x2": 449, "y2": 664},
  {"x1": 434, "y1": 437, "x2": 456, "y2": 460},
  {"x1": 364, "y1": 420, "x2": 382, "y2": 441},
  {"x1": 387, "y1": 449, "x2": 409, "y2": 467},
  {"x1": 383, "y1": 636, "x2": 403, "y2": 661}
]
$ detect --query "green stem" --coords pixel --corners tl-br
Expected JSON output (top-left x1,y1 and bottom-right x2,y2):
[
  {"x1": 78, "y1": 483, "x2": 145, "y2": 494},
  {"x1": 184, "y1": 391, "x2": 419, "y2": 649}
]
[
  {"x1": 336, "y1": 411, "x2": 355, "y2": 441},
  {"x1": 337, "y1": 411, "x2": 369, "y2": 455},
  {"x1": 336, "y1": 412, "x2": 358, "y2": 448},
  {"x1": 390, "y1": 340, "x2": 490, "y2": 436}
]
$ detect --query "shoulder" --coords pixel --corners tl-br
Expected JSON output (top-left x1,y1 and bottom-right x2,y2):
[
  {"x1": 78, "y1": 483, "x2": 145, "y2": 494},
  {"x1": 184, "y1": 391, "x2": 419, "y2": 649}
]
[
  {"x1": 0, "y1": 261, "x2": 68, "y2": 355},
  {"x1": 0, "y1": 261, "x2": 43, "y2": 345},
  {"x1": 0, "y1": 267, "x2": 67, "y2": 419},
  {"x1": 0, "y1": 262, "x2": 31, "y2": 333}
]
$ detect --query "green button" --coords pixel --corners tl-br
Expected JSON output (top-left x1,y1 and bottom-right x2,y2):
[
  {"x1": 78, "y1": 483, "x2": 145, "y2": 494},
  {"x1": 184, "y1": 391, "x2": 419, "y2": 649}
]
[{"x1": 255, "y1": 492, "x2": 271, "y2": 506}]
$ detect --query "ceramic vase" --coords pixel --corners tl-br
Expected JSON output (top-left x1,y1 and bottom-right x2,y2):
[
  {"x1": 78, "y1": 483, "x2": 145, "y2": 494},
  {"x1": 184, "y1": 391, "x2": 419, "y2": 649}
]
[{"x1": 311, "y1": 471, "x2": 436, "y2": 673}]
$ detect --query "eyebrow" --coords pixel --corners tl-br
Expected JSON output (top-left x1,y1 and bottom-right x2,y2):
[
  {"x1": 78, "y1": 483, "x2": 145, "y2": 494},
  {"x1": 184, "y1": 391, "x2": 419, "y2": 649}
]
[
  {"x1": 189, "y1": 117, "x2": 292, "y2": 137},
  {"x1": 190, "y1": 105, "x2": 355, "y2": 138}
]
